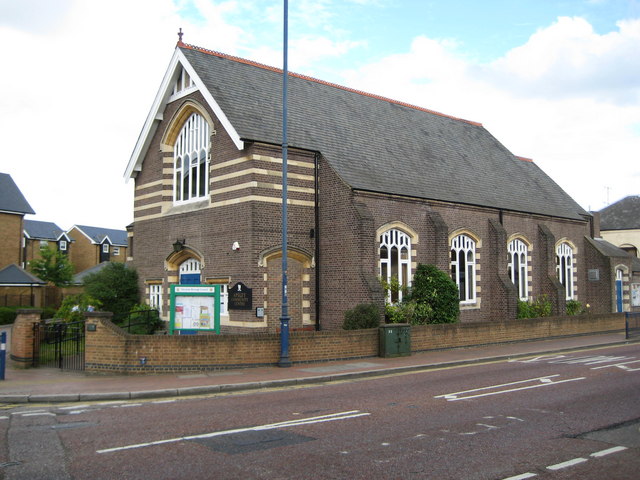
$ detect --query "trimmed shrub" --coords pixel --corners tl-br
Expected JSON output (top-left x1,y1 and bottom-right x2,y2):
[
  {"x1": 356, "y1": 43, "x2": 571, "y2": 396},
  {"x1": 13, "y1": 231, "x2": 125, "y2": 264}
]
[
  {"x1": 566, "y1": 299, "x2": 584, "y2": 316},
  {"x1": 343, "y1": 303, "x2": 381, "y2": 330},
  {"x1": 405, "y1": 264, "x2": 460, "y2": 324},
  {"x1": 517, "y1": 295, "x2": 552, "y2": 319}
]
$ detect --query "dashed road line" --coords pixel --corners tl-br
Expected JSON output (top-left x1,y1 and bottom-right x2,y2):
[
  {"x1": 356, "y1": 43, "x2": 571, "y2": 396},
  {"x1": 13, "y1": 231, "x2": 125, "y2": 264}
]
[
  {"x1": 499, "y1": 445, "x2": 628, "y2": 480},
  {"x1": 547, "y1": 457, "x2": 588, "y2": 470}
]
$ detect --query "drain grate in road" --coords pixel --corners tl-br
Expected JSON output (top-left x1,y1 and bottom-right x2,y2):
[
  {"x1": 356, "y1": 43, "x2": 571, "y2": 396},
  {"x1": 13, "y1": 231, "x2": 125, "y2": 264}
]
[
  {"x1": 190, "y1": 429, "x2": 315, "y2": 454},
  {"x1": 576, "y1": 418, "x2": 640, "y2": 448}
]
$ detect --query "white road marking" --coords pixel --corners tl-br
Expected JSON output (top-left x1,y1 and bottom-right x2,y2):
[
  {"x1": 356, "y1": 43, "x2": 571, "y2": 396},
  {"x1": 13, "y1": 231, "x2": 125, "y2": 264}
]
[
  {"x1": 501, "y1": 473, "x2": 537, "y2": 480},
  {"x1": 591, "y1": 360, "x2": 640, "y2": 372},
  {"x1": 97, "y1": 410, "x2": 370, "y2": 454},
  {"x1": 547, "y1": 457, "x2": 588, "y2": 470},
  {"x1": 0, "y1": 416, "x2": 9, "y2": 420},
  {"x1": 59, "y1": 405, "x2": 91, "y2": 410},
  {"x1": 20, "y1": 412, "x2": 56, "y2": 417},
  {"x1": 590, "y1": 446, "x2": 628, "y2": 457},
  {"x1": 435, "y1": 375, "x2": 585, "y2": 401}
]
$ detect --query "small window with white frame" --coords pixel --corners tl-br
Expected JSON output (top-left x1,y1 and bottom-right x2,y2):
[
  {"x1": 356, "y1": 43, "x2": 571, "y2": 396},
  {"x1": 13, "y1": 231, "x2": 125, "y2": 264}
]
[
  {"x1": 59, "y1": 240, "x2": 67, "y2": 251},
  {"x1": 149, "y1": 283, "x2": 163, "y2": 315},
  {"x1": 102, "y1": 243, "x2": 110, "y2": 254},
  {"x1": 113, "y1": 247, "x2": 120, "y2": 256}
]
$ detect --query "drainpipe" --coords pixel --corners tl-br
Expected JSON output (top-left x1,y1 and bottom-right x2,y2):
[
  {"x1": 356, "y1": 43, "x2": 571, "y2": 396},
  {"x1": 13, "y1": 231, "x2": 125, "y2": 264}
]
[{"x1": 314, "y1": 152, "x2": 321, "y2": 331}]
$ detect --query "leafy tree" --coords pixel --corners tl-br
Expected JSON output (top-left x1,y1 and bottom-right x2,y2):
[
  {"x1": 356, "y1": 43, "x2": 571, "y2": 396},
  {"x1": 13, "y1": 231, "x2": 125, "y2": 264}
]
[
  {"x1": 82, "y1": 263, "x2": 139, "y2": 323},
  {"x1": 29, "y1": 246, "x2": 74, "y2": 287}
]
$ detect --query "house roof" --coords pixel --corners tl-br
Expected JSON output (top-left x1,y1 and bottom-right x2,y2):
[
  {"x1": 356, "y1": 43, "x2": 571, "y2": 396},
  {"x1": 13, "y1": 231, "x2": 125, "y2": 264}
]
[
  {"x1": 24, "y1": 220, "x2": 68, "y2": 241},
  {"x1": 72, "y1": 261, "x2": 112, "y2": 285},
  {"x1": 69, "y1": 225, "x2": 128, "y2": 246},
  {"x1": 599, "y1": 195, "x2": 640, "y2": 231},
  {"x1": 127, "y1": 43, "x2": 590, "y2": 221},
  {"x1": 0, "y1": 264, "x2": 46, "y2": 286},
  {"x1": 586, "y1": 237, "x2": 634, "y2": 258},
  {"x1": 0, "y1": 173, "x2": 35, "y2": 215}
]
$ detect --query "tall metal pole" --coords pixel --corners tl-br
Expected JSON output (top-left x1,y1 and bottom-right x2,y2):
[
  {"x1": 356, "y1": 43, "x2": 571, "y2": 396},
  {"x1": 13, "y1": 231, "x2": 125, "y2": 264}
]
[{"x1": 278, "y1": 0, "x2": 291, "y2": 367}]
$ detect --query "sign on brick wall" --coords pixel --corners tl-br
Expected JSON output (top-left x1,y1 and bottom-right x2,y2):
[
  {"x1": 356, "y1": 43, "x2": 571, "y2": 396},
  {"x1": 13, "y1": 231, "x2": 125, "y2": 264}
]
[
  {"x1": 228, "y1": 282, "x2": 252, "y2": 310},
  {"x1": 169, "y1": 285, "x2": 221, "y2": 335}
]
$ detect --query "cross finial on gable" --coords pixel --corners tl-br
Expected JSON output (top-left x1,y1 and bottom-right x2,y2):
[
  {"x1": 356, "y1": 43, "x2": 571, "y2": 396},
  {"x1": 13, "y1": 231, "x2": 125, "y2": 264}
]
[{"x1": 178, "y1": 28, "x2": 184, "y2": 44}]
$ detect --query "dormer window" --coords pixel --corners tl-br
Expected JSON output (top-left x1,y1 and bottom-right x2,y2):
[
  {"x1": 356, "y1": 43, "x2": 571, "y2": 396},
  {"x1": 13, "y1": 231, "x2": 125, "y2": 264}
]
[
  {"x1": 174, "y1": 113, "x2": 210, "y2": 203},
  {"x1": 59, "y1": 240, "x2": 67, "y2": 251}
]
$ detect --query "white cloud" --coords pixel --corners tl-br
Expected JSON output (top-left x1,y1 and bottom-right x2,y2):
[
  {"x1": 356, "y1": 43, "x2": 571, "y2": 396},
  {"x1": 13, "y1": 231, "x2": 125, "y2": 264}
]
[{"x1": 335, "y1": 16, "x2": 640, "y2": 211}]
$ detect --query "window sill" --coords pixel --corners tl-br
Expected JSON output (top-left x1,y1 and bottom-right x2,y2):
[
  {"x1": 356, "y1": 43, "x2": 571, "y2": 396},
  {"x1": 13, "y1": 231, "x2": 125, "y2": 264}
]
[{"x1": 164, "y1": 199, "x2": 210, "y2": 216}]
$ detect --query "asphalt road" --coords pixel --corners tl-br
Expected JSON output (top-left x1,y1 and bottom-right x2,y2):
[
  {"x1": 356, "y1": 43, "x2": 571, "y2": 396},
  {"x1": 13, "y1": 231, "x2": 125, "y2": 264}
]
[{"x1": 1, "y1": 343, "x2": 639, "y2": 479}]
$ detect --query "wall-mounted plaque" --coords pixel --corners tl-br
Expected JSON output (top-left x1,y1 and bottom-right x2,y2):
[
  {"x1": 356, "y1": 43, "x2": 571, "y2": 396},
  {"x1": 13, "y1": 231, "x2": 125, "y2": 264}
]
[{"x1": 229, "y1": 282, "x2": 252, "y2": 310}]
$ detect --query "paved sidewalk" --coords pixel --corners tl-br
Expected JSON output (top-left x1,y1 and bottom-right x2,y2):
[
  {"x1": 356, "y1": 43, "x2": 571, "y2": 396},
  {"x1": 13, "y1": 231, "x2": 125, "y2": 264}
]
[{"x1": 1, "y1": 332, "x2": 636, "y2": 404}]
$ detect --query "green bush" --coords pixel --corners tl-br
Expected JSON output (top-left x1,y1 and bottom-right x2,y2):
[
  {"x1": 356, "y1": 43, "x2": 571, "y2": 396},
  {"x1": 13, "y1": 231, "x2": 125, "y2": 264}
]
[
  {"x1": 0, "y1": 306, "x2": 59, "y2": 325},
  {"x1": 405, "y1": 264, "x2": 460, "y2": 324},
  {"x1": 566, "y1": 299, "x2": 584, "y2": 316},
  {"x1": 83, "y1": 263, "x2": 139, "y2": 323},
  {"x1": 120, "y1": 304, "x2": 163, "y2": 334},
  {"x1": 0, "y1": 307, "x2": 18, "y2": 325},
  {"x1": 517, "y1": 295, "x2": 552, "y2": 319},
  {"x1": 55, "y1": 294, "x2": 102, "y2": 323},
  {"x1": 385, "y1": 303, "x2": 413, "y2": 324},
  {"x1": 343, "y1": 303, "x2": 381, "y2": 330}
]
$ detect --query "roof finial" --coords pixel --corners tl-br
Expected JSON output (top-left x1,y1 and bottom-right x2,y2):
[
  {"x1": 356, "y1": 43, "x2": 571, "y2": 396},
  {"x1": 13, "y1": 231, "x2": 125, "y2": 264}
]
[{"x1": 178, "y1": 28, "x2": 184, "y2": 44}]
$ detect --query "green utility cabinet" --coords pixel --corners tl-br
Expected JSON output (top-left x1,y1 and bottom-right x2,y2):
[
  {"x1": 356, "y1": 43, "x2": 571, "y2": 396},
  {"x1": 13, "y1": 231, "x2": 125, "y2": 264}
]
[{"x1": 379, "y1": 323, "x2": 411, "y2": 358}]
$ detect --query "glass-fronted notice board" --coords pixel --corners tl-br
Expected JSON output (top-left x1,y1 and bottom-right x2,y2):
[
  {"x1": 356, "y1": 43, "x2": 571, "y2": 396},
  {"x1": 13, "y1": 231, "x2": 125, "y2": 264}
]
[{"x1": 169, "y1": 285, "x2": 221, "y2": 335}]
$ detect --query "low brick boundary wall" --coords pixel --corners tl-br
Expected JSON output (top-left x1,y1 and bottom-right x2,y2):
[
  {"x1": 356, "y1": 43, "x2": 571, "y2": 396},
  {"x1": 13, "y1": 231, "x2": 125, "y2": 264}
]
[{"x1": 83, "y1": 312, "x2": 625, "y2": 374}]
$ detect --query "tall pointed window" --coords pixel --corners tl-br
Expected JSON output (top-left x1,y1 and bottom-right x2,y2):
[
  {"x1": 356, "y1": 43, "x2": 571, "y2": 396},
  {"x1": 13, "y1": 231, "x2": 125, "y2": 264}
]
[
  {"x1": 174, "y1": 113, "x2": 210, "y2": 203},
  {"x1": 556, "y1": 242, "x2": 574, "y2": 300},
  {"x1": 451, "y1": 234, "x2": 476, "y2": 303},
  {"x1": 379, "y1": 229, "x2": 411, "y2": 303},
  {"x1": 508, "y1": 239, "x2": 529, "y2": 300}
]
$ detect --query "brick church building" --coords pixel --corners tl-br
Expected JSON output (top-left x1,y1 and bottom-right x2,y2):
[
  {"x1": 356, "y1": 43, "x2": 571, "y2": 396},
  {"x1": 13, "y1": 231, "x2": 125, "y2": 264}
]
[{"x1": 124, "y1": 36, "x2": 638, "y2": 333}]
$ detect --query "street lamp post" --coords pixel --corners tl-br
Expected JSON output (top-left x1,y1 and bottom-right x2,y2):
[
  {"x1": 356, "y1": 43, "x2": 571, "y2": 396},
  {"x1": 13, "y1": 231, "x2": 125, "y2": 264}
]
[{"x1": 278, "y1": 0, "x2": 291, "y2": 367}]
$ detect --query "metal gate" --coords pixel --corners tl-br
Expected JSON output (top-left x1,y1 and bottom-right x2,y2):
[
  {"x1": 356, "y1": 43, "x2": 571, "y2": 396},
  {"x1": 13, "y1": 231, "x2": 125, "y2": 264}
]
[{"x1": 33, "y1": 321, "x2": 85, "y2": 370}]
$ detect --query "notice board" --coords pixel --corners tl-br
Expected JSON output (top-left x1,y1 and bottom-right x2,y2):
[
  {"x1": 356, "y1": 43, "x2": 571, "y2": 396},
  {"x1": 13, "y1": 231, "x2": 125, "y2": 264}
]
[{"x1": 169, "y1": 285, "x2": 220, "y2": 335}]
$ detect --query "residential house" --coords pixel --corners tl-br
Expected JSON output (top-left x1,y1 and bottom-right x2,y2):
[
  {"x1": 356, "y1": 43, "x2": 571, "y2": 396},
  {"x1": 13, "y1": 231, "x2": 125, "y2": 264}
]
[
  {"x1": 23, "y1": 220, "x2": 73, "y2": 268},
  {"x1": 123, "y1": 37, "x2": 637, "y2": 332},
  {"x1": 66, "y1": 225, "x2": 128, "y2": 274},
  {"x1": 0, "y1": 173, "x2": 35, "y2": 269},
  {"x1": 598, "y1": 195, "x2": 640, "y2": 257},
  {"x1": 0, "y1": 173, "x2": 47, "y2": 307}
]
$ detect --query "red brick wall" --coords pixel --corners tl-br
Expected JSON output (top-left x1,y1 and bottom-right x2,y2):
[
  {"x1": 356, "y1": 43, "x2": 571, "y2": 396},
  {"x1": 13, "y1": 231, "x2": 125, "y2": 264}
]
[{"x1": 82, "y1": 311, "x2": 624, "y2": 374}]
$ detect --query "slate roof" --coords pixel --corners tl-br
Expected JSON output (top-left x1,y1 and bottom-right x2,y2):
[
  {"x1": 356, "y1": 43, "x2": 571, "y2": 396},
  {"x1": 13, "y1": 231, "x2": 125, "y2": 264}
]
[
  {"x1": 0, "y1": 173, "x2": 35, "y2": 215},
  {"x1": 586, "y1": 237, "x2": 634, "y2": 258},
  {"x1": 72, "y1": 261, "x2": 112, "y2": 285},
  {"x1": 599, "y1": 195, "x2": 640, "y2": 231},
  {"x1": 24, "y1": 220, "x2": 66, "y2": 241},
  {"x1": 0, "y1": 264, "x2": 46, "y2": 285},
  {"x1": 70, "y1": 225, "x2": 128, "y2": 246},
  {"x1": 128, "y1": 44, "x2": 590, "y2": 221}
]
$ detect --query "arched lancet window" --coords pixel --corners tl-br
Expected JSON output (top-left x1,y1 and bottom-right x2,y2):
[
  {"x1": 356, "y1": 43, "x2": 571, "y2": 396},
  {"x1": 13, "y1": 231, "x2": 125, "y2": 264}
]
[
  {"x1": 174, "y1": 113, "x2": 209, "y2": 203},
  {"x1": 379, "y1": 229, "x2": 411, "y2": 303},
  {"x1": 451, "y1": 234, "x2": 476, "y2": 303},
  {"x1": 508, "y1": 239, "x2": 529, "y2": 300},
  {"x1": 179, "y1": 258, "x2": 201, "y2": 285},
  {"x1": 556, "y1": 243, "x2": 574, "y2": 300}
]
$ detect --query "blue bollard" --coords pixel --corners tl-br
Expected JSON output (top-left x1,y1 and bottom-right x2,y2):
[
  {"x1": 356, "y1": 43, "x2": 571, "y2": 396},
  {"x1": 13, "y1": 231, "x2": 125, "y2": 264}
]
[{"x1": 0, "y1": 331, "x2": 6, "y2": 381}]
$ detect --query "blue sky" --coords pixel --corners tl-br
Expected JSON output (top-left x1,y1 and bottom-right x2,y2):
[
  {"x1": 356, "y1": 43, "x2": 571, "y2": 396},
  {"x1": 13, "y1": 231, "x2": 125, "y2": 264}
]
[{"x1": 1, "y1": 0, "x2": 639, "y2": 229}]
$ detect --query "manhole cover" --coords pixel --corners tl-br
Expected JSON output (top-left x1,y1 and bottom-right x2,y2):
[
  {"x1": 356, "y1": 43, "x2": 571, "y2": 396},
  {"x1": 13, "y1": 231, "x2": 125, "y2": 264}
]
[{"x1": 190, "y1": 429, "x2": 315, "y2": 454}]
